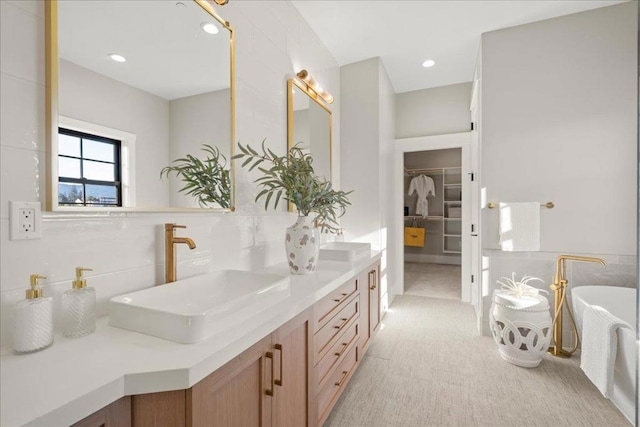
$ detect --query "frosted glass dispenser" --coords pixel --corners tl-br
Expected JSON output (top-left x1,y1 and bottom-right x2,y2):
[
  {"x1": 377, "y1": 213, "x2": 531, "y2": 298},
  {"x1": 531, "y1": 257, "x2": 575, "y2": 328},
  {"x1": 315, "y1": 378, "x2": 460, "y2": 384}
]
[
  {"x1": 62, "y1": 267, "x2": 96, "y2": 338},
  {"x1": 13, "y1": 274, "x2": 54, "y2": 354}
]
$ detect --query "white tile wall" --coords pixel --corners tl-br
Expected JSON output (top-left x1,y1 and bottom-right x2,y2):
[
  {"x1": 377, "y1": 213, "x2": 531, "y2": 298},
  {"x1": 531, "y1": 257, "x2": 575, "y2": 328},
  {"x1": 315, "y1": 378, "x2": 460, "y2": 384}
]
[
  {"x1": 0, "y1": 1, "x2": 340, "y2": 348},
  {"x1": 482, "y1": 249, "x2": 637, "y2": 340}
]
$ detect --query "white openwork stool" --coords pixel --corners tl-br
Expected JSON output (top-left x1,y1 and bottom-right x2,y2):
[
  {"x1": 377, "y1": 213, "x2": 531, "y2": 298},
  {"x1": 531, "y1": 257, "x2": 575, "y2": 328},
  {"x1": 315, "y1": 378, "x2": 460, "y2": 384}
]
[{"x1": 489, "y1": 289, "x2": 552, "y2": 368}]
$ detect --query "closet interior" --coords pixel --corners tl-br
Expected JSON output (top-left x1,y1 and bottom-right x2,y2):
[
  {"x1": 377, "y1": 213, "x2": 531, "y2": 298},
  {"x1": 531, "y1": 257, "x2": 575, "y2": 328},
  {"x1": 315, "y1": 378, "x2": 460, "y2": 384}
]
[{"x1": 403, "y1": 148, "x2": 462, "y2": 299}]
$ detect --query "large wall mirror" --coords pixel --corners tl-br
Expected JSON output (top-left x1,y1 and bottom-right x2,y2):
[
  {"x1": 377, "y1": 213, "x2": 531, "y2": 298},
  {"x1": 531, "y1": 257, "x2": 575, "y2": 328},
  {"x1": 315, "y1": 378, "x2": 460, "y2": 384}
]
[
  {"x1": 45, "y1": 0, "x2": 235, "y2": 212},
  {"x1": 287, "y1": 78, "x2": 332, "y2": 182}
]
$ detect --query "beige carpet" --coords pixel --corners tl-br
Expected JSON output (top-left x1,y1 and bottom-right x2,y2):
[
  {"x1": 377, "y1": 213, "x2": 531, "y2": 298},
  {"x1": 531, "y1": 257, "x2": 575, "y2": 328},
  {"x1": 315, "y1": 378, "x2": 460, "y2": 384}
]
[
  {"x1": 404, "y1": 263, "x2": 461, "y2": 300},
  {"x1": 324, "y1": 295, "x2": 630, "y2": 427}
]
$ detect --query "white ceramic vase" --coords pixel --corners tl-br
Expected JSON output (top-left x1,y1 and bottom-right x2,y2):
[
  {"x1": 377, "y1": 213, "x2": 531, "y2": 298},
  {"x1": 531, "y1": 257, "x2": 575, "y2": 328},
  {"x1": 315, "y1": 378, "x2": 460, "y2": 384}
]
[{"x1": 285, "y1": 215, "x2": 319, "y2": 275}]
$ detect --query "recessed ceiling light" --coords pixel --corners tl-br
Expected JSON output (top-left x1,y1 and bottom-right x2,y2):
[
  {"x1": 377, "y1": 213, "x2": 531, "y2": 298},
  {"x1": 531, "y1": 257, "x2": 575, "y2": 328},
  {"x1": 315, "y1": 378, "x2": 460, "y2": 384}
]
[
  {"x1": 201, "y1": 22, "x2": 219, "y2": 35},
  {"x1": 422, "y1": 59, "x2": 436, "y2": 68},
  {"x1": 108, "y1": 53, "x2": 126, "y2": 63}
]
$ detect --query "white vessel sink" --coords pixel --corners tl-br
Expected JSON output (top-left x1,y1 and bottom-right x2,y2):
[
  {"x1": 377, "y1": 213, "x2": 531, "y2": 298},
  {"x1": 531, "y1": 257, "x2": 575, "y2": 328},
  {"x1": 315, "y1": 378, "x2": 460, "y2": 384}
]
[
  {"x1": 319, "y1": 242, "x2": 371, "y2": 262},
  {"x1": 109, "y1": 270, "x2": 290, "y2": 344}
]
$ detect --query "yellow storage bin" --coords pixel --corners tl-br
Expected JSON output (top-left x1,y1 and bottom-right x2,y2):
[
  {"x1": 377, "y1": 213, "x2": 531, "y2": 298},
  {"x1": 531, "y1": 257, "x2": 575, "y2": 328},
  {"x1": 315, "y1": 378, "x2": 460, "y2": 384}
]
[{"x1": 404, "y1": 226, "x2": 425, "y2": 247}]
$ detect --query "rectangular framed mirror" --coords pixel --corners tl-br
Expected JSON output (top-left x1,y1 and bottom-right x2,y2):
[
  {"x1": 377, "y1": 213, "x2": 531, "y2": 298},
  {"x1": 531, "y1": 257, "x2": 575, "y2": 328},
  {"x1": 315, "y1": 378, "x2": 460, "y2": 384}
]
[
  {"x1": 287, "y1": 78, "x2": 332, "y2": 182},
  {"x1": 45, "y1": 0, "x2": 235, "y2": 212}
]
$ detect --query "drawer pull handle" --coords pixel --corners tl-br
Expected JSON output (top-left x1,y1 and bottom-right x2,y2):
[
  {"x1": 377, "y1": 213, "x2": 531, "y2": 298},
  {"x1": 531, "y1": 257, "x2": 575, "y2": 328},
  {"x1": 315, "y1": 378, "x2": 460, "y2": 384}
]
[
  {"x1": 335, "y1": 370, "x2": 349, "y2": 387},
  {"x1": 334, "y1": 342, "x2": 348, "y2": 357},
  {"x1": 333, "y1": 292, "x2": 349, "y2": 303},
  {"x1": 274, "y1": 343, "x2": 283, "y2": 387},
  {"x1": 369, "y1": 269, "x2": 377, "y2": 290},
  {"x1": 333, "y1": 318, "x2": 348, "y2": 330},
  {"x1": 265, "y1": 351, "x2": 275, "y2": 396}
]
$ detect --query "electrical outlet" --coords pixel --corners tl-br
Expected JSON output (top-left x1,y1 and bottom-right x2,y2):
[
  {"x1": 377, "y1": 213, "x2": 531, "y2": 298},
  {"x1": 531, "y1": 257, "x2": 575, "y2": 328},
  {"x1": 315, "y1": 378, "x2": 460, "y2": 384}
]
[{"x1": 10, "y1": 201, "x2": 42, "y2": 240}]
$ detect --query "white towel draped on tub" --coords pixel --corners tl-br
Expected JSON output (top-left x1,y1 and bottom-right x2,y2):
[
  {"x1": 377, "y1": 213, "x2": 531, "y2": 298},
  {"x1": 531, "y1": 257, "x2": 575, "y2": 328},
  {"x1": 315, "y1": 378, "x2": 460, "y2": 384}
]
[
  {"x1": 498, "y1": 202, "x2": 540, "y2": 251},
  {"x1": 580, "y1": 305, "x2": 632, "y2": 398}
]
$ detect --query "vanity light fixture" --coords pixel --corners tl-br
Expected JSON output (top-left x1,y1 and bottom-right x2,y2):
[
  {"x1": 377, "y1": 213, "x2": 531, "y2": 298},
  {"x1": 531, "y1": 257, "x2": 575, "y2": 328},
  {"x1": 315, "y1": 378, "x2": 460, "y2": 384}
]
[
  {"x1": 200, "y1": 22, "x2": 219, "y2": 34},
  {"x1": 108, "y1": 53, "x2": 127, "y2": 63},
  {"x1": 296, "y1": 69, "x2": 334, "y2": 104},
  {"x1": 422, "y1": 59, "x2": 436, "y2": 68}
]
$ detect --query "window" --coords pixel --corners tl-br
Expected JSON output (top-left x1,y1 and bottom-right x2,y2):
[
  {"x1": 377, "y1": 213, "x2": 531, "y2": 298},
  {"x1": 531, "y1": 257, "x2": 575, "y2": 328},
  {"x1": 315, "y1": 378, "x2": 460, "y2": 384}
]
[{"x1": 58, "y1": 128, "x2": 122, "y2": 207}]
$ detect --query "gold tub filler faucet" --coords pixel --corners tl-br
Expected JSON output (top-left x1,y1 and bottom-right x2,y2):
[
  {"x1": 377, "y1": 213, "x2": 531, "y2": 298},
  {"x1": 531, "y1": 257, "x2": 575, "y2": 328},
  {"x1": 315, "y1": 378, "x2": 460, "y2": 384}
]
[
  {"x1": 548, "y1": 255, "x2": 606, "y2": 358},
  {"x1": 165, "y1": 223, "x2": 196, "y2": 283}
]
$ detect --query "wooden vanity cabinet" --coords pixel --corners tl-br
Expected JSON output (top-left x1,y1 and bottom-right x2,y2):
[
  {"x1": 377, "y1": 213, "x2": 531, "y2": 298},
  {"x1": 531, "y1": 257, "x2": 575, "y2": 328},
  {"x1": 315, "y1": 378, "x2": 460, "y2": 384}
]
[
  {"x1": 131, "y1": 309, "x2": 311, "y2": 427},
  {"x1": 359, "y1": 260, "x2": 381, "y2": 354},
  {"x1": 77, "y1": 258, "x2": 382, "y2": 427},
  {"x1": 311, "y1": 276, "x2": 361, "y2": 426},
  {"x1": 72, "y1": 396, "x2": 131, "y2": 427}
]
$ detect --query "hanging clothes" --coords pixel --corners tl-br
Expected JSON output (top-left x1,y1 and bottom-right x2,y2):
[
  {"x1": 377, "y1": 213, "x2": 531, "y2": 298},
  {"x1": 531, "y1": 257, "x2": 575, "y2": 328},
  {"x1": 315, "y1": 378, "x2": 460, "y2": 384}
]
[{"x1": 408, "y1": 174, "x2": 436, "y2": 217}]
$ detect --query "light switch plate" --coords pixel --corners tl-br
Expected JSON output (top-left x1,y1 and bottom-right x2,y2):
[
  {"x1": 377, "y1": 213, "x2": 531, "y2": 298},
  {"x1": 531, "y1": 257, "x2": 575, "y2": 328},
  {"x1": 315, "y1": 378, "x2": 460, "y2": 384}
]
[{"x1": 10, "y1": 201, "x2": 42, "y2": 240}]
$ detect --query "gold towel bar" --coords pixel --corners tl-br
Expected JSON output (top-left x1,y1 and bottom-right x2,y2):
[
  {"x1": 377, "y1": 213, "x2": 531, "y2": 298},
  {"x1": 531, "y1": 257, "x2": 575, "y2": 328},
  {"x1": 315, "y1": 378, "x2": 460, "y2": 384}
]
[{"x1": 487, "y1": 202, "x2": 554, "y2": 209}]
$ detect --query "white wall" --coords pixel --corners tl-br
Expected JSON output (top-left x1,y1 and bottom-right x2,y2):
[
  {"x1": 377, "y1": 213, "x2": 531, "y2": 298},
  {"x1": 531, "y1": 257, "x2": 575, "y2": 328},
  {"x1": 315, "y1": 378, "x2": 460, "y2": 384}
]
[
  {"x1": 340, "y1": 57, "x2": 396, "y2": 310},
  {"x1": 59, "y1": 59, "x2": 171, "y2": 207},
  {"x1": 481, "y1": 2, "x2": 637, "y2": 255},
  {"x1": 0, "y1": 0, "x2": 340, "y2": 347},
  {"x1": 378, "y1": 59, "x2": 395, "y2": 312},
  {"x1": 396, "y1": 82, "x2": 472, "y2": 139},
  {"x1": 169, "y1": 89, "x2": 231, "y2": 208},
  {"x1": 479, "y1": 2, "x2": 637, "y2": 335}
]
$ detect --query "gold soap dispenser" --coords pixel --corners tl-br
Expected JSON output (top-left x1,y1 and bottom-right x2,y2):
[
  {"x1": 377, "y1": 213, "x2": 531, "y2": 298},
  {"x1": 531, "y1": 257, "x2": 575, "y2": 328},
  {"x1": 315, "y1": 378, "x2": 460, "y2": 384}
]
[
  {"x1": 13, "y1": 274, "x2": 54, "y2": 354},
  {"x1": 62, "y1": 267, "x2": 96, "y2": 338}
]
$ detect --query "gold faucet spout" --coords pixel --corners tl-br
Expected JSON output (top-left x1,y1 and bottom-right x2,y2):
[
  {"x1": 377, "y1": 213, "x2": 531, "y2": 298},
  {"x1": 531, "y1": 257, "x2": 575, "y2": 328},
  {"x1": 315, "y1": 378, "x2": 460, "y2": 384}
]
[
  {"x1": 164, "y1": 223, "x2": 197, "y2": 283},
  {"x1": 172, "y1": 236, "x2": 196, "y2": 250}
]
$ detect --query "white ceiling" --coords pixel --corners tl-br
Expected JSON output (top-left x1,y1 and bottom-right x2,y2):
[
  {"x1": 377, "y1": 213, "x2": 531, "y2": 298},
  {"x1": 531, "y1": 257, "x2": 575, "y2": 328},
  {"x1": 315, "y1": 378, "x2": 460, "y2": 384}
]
[
  {"x1": 58, "y1": 1, "x2": 230, "y2": 100},
  {"x1": 291, "y1": 0, "x2": 628, "y2": 94}
]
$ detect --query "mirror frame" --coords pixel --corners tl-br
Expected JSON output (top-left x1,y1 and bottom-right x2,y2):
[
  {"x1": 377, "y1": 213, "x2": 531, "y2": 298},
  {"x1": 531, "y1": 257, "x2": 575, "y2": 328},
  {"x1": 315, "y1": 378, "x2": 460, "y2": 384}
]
[
  {"x1": 287, "y1": 78, "x2": 333, "y2": 179},
  {"x1": 45, "y1": 0, "x2": 236, "y2": 212},
  {"x1": 286, "y1": 78, "x2": 333, "y2": 213}
]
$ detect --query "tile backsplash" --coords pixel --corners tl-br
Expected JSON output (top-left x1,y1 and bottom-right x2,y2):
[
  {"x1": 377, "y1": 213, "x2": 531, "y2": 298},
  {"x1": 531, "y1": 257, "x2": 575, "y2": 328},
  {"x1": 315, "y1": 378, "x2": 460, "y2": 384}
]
[
  {"x1": 0, "y1": 1, "x2": 340, "y2": 348},
  {"x1": 482, "y1": 249, "x2": 637, "y2": 340}
]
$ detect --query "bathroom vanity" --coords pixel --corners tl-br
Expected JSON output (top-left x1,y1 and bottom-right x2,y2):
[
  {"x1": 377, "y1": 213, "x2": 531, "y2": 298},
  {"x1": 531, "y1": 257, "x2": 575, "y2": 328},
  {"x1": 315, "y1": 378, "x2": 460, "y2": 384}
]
[{"x1": 0, "y1": 254, "x2": 381, "y2": 427}]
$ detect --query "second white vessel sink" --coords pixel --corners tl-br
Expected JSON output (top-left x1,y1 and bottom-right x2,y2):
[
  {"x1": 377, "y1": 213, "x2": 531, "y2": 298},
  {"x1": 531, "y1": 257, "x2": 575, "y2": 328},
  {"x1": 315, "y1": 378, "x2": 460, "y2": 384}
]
[
  {"x1": 109, "y1": 270, "x2": 290, "y2": 344},
  {"x1": 319, "y1": 242, "x2": 371, "y2": 262}
]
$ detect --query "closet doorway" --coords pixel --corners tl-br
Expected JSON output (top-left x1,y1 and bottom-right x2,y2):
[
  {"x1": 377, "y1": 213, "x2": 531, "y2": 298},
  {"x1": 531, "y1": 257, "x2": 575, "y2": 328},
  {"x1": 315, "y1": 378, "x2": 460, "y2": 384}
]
[
  {"x1": 404, "y1": 149, "x2": 462, "y2": 299},
  {"x1": 393, "y1": 132, "x2": 481, "y2": 330}
]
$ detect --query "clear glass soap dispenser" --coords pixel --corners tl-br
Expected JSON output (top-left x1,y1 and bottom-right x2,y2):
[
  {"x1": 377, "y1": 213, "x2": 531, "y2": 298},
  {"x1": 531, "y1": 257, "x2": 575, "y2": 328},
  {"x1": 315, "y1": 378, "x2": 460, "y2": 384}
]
[
  {"x1": 13, "y1": 274, "x2": 54, "y2": 354},
  {"x1": 62, "y1": 267, "x2": 96, "y2": 338}
]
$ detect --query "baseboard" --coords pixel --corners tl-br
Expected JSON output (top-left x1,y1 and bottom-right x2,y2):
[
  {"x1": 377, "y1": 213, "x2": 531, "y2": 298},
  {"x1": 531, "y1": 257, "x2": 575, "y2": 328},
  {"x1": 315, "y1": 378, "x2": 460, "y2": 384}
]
[{"x1": 404, "y1": 253, "x2": 461, "y2": 265}]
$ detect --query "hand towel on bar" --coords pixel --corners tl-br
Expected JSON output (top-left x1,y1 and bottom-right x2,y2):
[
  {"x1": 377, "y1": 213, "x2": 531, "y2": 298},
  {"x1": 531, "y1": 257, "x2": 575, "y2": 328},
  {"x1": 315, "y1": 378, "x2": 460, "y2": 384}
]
[
  {"x1": 580, "y1": 305, "x2": 632, "y2": 398},
  {"x1": 498, "y1": 202, "x2": 540, "y2": 251}
]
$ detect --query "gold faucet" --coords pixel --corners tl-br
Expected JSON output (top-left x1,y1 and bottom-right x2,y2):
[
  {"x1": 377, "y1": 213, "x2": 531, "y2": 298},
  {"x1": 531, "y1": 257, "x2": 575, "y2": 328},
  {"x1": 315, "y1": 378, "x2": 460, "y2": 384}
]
[
  {"x1": 164, "y1": 223, "x2": 196, "y2": 283},
  {"x1": 548, "y1": 254, "x2": 606, "y2": 358}
]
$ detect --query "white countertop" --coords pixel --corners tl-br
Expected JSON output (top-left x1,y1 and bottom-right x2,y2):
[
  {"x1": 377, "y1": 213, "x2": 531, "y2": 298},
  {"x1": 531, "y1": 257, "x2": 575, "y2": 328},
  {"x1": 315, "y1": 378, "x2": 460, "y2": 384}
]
[{"x1": 0, "y1": 253, "x2": 380, "y2": 427}]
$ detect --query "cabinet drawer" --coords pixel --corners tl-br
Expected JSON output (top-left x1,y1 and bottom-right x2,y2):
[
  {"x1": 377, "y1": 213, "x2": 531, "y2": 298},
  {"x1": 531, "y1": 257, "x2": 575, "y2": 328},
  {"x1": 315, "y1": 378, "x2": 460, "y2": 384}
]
[
  {"x1": 314, "y1": 276, "x2": 358, "y2": 331},
  {"x1": 316, "y1": 344, "x2": 358, "y2": 425},
  {"x1": 313, "y1": 297, "x2": 358, "y2": 365},
  {"x1": 315, "y1": 320, "x2": 358, "y2": 390}
]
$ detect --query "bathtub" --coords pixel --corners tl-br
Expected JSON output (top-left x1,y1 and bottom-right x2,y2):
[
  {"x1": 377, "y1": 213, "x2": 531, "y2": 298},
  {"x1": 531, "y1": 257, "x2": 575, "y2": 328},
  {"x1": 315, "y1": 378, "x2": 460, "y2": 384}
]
[{"x1": 572, "y1": 286, "x2": 637, "y2": 423}]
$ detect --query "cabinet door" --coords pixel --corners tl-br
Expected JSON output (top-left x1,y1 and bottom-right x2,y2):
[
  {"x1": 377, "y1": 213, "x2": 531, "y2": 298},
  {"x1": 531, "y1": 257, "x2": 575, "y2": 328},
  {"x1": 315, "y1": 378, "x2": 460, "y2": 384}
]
[
  {"x1": 271, "y1": 310, "x2": 311, "y2": 427},
  {"x1": 187, "y1": 336, "x2": 273, "y2": 427},
  {"x1": 368, "y1": 263, "x2": 381, "y2": 336},
  {"x1": 73, "y1": 396, "x2": 131, "y2": 427}
]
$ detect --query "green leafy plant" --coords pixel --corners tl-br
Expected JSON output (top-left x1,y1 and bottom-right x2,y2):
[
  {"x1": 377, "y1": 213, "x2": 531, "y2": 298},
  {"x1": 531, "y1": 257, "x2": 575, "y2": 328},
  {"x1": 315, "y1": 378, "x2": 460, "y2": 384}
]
[
  {"x1": 233, "y1": 140, "x2": 351, "y2": 233},
  {"x1": 160, "y1": 144, "x2": 231, "y2": 209}
]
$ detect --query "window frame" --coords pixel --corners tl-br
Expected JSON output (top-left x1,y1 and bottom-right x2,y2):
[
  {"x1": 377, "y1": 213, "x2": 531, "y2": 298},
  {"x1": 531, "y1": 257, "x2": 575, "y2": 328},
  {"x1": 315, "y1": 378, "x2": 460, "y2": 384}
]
[{"x1": 57, "y1": 127, "x2": 122, "y2": 207}]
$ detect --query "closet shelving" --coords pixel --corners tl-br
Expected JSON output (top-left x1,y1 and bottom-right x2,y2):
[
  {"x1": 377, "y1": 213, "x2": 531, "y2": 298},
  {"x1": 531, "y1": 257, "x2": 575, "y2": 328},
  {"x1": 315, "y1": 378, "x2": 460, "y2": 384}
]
[
  {"x1": 443, "y1": 167, "x2": 462, "y2": 254},
  {"x1": 405, "y1": 166, "x2": 462, "y2": 254}
]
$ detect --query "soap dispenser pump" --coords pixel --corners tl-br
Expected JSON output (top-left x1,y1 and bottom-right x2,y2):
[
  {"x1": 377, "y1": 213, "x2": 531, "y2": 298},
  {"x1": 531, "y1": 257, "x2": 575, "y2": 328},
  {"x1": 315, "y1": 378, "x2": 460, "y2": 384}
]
[
  {"x1": 62, "y1": 267, "x2": 96, "y2": 338},
  {"x1": 13, "y1": 274, "x2": 54, "y2": 354}
]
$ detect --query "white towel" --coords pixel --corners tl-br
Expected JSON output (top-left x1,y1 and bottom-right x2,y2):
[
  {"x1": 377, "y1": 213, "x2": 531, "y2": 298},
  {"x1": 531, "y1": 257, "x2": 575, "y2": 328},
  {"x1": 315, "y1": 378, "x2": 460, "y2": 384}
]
[
  {"x1": 580, "y1": 305, "x2": 632, "y2": 398},
  {"x1": 498, "y1": 202, "x2": 540, "y2": 251}
]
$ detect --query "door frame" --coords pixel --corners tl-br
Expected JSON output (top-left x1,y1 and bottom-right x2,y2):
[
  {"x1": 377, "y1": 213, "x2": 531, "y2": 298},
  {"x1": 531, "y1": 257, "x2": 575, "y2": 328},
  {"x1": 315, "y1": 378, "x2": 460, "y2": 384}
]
[{"x1": 393, "y1": 132, "x2": 480, "y2": 330}]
